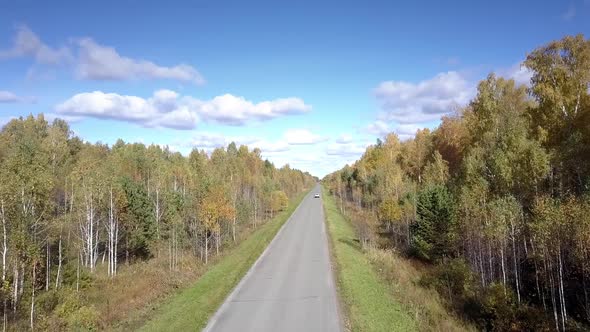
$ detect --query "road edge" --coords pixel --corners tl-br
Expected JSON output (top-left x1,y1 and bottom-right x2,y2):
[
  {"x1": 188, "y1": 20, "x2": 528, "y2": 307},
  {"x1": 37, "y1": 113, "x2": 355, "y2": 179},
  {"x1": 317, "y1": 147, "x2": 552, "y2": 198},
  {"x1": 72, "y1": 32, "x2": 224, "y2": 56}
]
[
  {"x1": 202, "y1": 188, "x2": 313, "y2": 332},
  {"x1": 320, "y1": 185, "x2": 347, "y2": 332}
]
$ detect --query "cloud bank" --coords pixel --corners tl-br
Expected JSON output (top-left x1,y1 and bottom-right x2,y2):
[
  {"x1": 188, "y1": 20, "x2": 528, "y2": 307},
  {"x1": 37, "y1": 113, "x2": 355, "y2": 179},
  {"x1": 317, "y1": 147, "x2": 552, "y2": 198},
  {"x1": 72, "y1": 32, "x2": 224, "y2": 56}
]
[
  {"x1": 0, "y1": 25, "x2": 204, "y2": 84},
  {"x1": 374, "y1": 71, "x2": 472, "y2": 124},
  {"x1": 55, "y1": 90, "x2": 311, "y2": 129}
]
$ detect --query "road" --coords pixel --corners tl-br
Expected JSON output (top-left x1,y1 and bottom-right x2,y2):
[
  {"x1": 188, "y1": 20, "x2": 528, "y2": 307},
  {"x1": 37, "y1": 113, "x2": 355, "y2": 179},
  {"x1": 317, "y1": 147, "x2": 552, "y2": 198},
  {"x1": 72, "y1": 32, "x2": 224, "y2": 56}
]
[{"x1": 203, "y1": 185, "x2": 342, "y2": 332}]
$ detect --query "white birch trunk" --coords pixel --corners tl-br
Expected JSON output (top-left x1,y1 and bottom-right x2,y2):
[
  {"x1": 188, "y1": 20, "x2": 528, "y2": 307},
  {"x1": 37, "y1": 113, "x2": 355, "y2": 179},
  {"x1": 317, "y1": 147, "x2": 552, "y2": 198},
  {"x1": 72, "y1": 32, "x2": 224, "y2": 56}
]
[
  {"x1": 55, "y1": 234, "x2": 62, "y2": 289},
  {"x1": 45, "y1": 242, "x2": 50, "y2": 291},
  {"x1": 1, "y1": 201, "x2": 7, "y2": 282},
  {"x1": 205, "y1": 233, "x2": 208, "y2": 265},
  {"x1": 511, "y1": 220, "x2": 520, "y2": 303},
  {"x1": 30, "y1": 264, "x2": 35, "y2": 331}
]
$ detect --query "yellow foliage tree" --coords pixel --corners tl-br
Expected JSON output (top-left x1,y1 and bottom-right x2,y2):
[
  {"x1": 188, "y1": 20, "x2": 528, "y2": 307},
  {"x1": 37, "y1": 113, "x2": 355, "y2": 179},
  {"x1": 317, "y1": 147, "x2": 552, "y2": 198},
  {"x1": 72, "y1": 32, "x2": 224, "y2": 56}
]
[
  {"x1": 198, "y1": 186, "x2": 235, "y2": 263},
  {"x1": 270, "y1": 190, "x2": 288, "y2": 214}
]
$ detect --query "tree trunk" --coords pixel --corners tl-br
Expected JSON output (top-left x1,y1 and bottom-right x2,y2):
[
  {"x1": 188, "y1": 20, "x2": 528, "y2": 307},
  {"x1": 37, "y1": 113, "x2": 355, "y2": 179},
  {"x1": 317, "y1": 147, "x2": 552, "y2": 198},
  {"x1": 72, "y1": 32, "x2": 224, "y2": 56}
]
[
  {"x1": 500, "y1": 245, "x2": 506, "y2": 289},
  {"x1": 511, "y1": 222, "x2": 520, "y2": 303},
  {"x1": 45, "y1": 242, "x2": 50, "y2": 291},
  {"x1": 253, "y1": 195, "x2": 258, "y2": 228},
  {"x1": 232, "y1": 214, "x2": 236, "y2": 243},
  {"x1": 531, "y1": 239, "x2": 545, "y2": 310},
  {"x1": 30, "y1": 264, "x2": 36, "y2": 331},
  {"x1": 55, "y1": 234, "x2": 62, "y2": 289},
  {"x1": 12, "y1": 264, "x2": 18, "y2": 312},
  {"x1": 3, "y1": 298, "x2": 6, "y2": 332},
  {"x1": 1, "y1": 201, "x2": 7, "y2": 283},
  {"x1": 76, "y1": 251, "x2": 80, "y2": 293},
  {"x1": 545, "y1": 249, "x2": 559, "y2": 331},
  {"x1": 155, "y1": 188, "x2": 161, "y2": 241},
  {"x1": 216, "y1": 230, "x2": 219, "y2": 256},
  {"x1": 169, "y1": 236, "x2": 172, "y2": 271},
  {"x1": 232, "y1": 192, "x2": 237, "y2": 242},
  {"x1": 114, "y1": 222, "x2": 118, "y2": 276},
  {"x1": 205, "y1": 233, "x2": 208, "y2": 265},
  {"x1": 558, "y1": 249, "x2": 567, "y2": 330}
]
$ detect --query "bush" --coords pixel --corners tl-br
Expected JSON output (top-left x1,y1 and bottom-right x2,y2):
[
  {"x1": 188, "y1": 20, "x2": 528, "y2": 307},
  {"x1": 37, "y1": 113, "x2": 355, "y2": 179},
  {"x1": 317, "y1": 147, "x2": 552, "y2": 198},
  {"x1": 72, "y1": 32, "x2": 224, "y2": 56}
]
[
  {"x1": 465, "y1": 283, "x2": 517, "y2": 331},
  {"x1": 36, "y1": 290, "x2": 60, "y2": 315},
  {"x1": 422, "y1": 260, "x2": 555, "y2": 331},
  {"x1": 463, "y1": 283, "x2": 554, "y2": 331},
  {"x1": 66, "y1": 305, "x2": 99, "y2": 331},
  {"x1": 62, "y1": 262, "x2": 94, "y2": 289},
  {"x1": 53, "y1": 290, "x2": 99, "y2": 330},
  {"x1": 420, "y1": 258, "x2": 475, "y2": 309}
]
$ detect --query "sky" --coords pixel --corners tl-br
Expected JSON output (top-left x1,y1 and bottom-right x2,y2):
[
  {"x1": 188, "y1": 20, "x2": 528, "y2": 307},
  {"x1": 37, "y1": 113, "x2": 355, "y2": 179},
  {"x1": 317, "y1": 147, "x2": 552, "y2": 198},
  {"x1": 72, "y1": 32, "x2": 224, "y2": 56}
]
[{"x1": 0, "y1": 0, "x2": 588, "y2": 177}]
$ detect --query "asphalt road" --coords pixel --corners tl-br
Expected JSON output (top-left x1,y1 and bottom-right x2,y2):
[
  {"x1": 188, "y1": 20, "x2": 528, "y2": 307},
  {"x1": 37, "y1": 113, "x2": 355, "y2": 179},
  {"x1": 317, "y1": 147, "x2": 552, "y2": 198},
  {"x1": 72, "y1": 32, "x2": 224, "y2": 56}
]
[{"x1": 203, "y1": 185, "x2": 342, "y2": 332}]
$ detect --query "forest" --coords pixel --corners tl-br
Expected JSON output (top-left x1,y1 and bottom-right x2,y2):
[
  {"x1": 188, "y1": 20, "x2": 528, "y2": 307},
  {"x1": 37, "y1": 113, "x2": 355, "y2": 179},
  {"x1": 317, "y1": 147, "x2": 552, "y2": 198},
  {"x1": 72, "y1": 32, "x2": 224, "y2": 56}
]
[
  {"x1": 0, "y1": 114, "x2": 315, "y2": 330},
  {"x1": 323, "y1": 34, "x2": 590, "y2": 331}
]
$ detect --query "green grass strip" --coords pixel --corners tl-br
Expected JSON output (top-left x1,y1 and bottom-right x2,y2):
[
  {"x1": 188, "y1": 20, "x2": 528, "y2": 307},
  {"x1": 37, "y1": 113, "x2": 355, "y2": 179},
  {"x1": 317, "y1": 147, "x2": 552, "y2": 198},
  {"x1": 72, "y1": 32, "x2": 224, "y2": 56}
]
[
  {"x1": 139, "y1": 190, "x2": 309, "y2": 332},
  {"x1": 322, "y1": 186, "x2": 417, "y2": 332}
]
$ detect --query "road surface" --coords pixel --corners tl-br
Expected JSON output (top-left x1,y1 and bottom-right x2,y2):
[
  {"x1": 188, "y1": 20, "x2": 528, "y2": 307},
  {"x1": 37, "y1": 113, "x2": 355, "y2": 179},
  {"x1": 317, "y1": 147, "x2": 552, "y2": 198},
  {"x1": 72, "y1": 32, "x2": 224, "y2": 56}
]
[{"x1": 204, "y1": 185, "x2": 342, "y2": 332}]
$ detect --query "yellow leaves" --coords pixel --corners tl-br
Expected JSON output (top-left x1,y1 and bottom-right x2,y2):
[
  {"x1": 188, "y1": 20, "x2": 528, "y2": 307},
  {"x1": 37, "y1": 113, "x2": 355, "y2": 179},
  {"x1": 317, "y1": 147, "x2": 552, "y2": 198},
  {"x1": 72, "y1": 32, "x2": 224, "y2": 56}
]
[
  {"x1": 270, "y1": 190, "x2": 288, "y2": 212},
  {"x1": 379, "y1": 199, "x2": 402, "y2": 223},
  {"x1": 433, "y1": 113, "x2": 468, "y2": 172},
  {"x1": 422, "y1": 151, "x2": 449, "y2": 186},
  {"x1": 198, "y1": 186, "x2": 235, "y2": 232}
]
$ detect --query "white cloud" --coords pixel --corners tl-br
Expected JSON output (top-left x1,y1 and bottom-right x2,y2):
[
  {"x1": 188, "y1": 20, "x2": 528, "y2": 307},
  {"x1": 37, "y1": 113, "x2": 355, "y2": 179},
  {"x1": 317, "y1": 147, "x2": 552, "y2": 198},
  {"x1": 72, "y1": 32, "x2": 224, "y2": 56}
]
[
  {"x1": 76, "y1": 38, "x2": 205, "y2": 84},
  {"x1": 0, "y1": 25, "x2": 204, "y2": 84},
  {"x1": 365, "y1": 120, "x2": 390, "y2": 136},
  {"x1": 0, "y1": 91, "x2": 21, "y2": 103},
  {"x1": 283, "y1": 129, "x2": 326, "y2": 145},
  {"x1": 183, "y1": 129, "x2": 351, "y2": 176},
  {"x1": 186, "y1": 132, "x2": 290, "y2": 154},
  {"x1": 0, "y1": 25, "x2": 72, "y2": 64},
  {"x1": 394, "y1": 123, "x2": 422, "y2": 140},
  {"x1": 561, "y1": 4, "x2": 576, "y2": 21},
  {"x1": 501, "y1": 62, "x2": 533, "y2": 86},
  {"x1": 251, "y1": 140, "x2": 290, "y2": 153},
  {"x1": 188, "y1": 132, "x2": 250, "y2": 149},
  {"x1": 0, "y1": 90, "x2": 36, "y2": 103},
  {"x1": 335, "y1": 133, "x2": 353, "y2": 144},
  {"x1": 193, "y1": 94, "x2": 311, "y2": 125},
  {"x1": 175, "y1": 130, "x2": 363, "y2": 178},
  {"x1": 44, "y1": 112, "x2": 83, "y2": 123},
  {"x1": 365, "y1": 121, "x2": 428, "y2": 140},
  {"x1": 326, "y1": 141, "x2": 369, "y2": 157},
  {"x1": 266, "y1": 147, "x2": 363, "y2": 178},
  {"x1": 375, "y1": 71, "x2": 472, "y2": 124},
  {"x1": 55, "y1": 90, "x2": 310, "y2": 129}
]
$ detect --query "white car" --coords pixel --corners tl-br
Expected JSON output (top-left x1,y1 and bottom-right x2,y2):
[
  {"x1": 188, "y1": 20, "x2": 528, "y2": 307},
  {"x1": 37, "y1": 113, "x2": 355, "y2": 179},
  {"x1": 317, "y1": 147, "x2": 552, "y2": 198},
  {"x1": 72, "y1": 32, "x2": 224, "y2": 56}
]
[{"x1": 314, "y1": 193, "x2": 320, "y2": 198}]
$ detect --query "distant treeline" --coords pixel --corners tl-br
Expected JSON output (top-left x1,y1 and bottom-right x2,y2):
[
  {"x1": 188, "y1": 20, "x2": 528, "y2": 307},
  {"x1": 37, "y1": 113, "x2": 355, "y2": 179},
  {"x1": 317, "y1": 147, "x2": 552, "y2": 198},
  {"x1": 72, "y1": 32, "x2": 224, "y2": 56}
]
[
  {"x1": 0, "y1": 114, "x2": 315, "y2": 329},
  {"x1": 324, "y1": 35, "x2": 590, "y2": 331}
]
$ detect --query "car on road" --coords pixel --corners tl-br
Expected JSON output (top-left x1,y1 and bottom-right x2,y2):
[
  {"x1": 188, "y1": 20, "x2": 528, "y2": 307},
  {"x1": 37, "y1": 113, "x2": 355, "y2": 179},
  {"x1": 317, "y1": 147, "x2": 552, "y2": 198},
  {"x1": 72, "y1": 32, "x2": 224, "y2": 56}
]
[{"x1": 314, "y1": 193, "x2": 320, "y2": 198}]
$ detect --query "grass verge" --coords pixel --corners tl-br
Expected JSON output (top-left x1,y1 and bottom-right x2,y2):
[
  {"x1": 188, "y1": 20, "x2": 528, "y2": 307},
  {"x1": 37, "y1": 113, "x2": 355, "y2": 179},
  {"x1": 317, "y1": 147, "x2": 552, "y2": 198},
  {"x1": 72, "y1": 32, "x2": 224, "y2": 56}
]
[
  {"x1": 138, "y1": 189, "x2": 310, "y2": 331},
  {"x1": 366, "y1": 249, "x2": 474, "y2": 331},
  {"x1": 322, "y1": 186, "x2": 417, "y2": 332},
  {"x1": 323, "y1": 187, "x2": 473, "y2": 332}
]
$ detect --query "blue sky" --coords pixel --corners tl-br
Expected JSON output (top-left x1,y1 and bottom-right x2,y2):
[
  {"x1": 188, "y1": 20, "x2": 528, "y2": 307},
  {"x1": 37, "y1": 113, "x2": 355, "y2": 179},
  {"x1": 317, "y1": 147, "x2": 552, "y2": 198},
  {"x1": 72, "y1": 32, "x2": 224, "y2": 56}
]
[{"x1": 0, "y1": 0, "x2": 588, "y2": 177}]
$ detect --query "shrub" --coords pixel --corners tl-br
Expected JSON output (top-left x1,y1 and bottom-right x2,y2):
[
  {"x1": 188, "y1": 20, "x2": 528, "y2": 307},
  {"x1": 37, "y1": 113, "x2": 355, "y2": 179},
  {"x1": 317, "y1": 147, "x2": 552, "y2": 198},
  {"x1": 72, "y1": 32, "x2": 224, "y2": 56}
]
[
  {"x1": 472, "y1": 283, "x2": 517, "y2": 331},
  {"x1": 66, "y1": 305, "x2": 99, "y2": 331},
  {"x1": 36, "y1": 290, "x2": 60, "y2": 315},
  {"x1": 62, "y1": 262, "x2": 94, "y2": 289},
  {"x1": 53, "y1": 290, "x2": 99, "y2": 331},
  {"x1": 419, "y1": 257, "x2": 476, "y2": 314}
]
